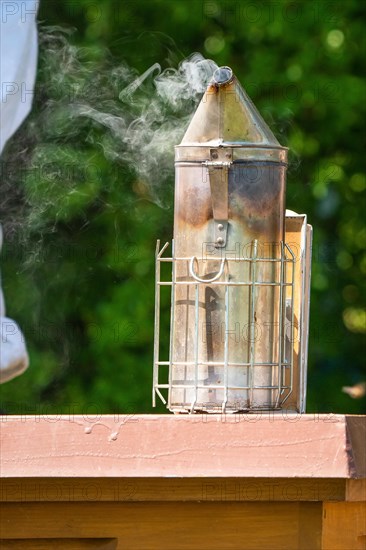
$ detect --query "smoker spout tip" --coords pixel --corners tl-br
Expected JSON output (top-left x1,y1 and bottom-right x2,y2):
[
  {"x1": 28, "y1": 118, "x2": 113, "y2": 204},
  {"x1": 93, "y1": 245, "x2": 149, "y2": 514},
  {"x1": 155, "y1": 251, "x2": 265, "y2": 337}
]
[{"x1": 213, "y1": 66, "x2": 233, "y2": 86}]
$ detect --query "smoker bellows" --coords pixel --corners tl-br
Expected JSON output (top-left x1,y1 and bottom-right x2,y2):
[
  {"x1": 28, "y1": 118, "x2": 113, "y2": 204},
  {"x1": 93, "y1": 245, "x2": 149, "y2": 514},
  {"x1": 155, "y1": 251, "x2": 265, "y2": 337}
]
[{"x1": 153, "y1": 66, "x2": 312, "y2": 413}]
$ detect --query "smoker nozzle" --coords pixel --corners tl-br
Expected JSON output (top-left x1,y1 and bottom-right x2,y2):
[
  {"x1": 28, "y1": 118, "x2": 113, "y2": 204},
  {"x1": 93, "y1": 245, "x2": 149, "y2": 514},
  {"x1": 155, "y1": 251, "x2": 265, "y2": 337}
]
[
  {"x1": 212, "y1": 66, "x2": 233, "y2": 86},
  {"x1": 180, "y1": 65, "x2": 284, "y2": 149}
]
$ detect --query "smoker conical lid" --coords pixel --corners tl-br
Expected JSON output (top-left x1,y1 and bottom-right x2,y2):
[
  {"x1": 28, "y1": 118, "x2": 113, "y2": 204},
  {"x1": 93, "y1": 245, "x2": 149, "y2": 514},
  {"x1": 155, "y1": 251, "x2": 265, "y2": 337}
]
[{"x1": 180, "y1": 66, "x2": 281, "y2": 147}]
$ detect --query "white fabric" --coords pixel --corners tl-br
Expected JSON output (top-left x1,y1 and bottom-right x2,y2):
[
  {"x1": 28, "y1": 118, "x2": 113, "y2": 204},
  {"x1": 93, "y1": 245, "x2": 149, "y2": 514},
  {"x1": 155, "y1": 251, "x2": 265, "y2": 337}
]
[
  {"x1": 0, "y1": 0, "x2": 39, "y2": 154},
  {"x1": 0, "y1": 224, "x2": 29, "y2": 382},
  {"x1": 0, "y1": 317, "x2": 29, "y2": 383},
  {"x1": 0, "y1": 1, "x2": 38, "y2": 380},
  {"x1": 0, "y1": 225, "x2": 29, "y2": 382}
]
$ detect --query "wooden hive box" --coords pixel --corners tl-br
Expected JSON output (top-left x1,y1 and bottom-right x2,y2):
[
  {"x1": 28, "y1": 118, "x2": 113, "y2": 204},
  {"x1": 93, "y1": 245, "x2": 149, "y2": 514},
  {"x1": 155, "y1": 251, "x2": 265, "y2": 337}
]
[{"x1": 0, "y1": 414, "x2": 365, "y2": 549}]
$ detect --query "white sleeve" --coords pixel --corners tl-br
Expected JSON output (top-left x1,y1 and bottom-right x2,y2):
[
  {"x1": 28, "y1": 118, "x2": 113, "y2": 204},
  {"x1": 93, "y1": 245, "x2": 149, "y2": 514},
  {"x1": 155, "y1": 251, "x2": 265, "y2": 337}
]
[
  {"x1": 0, "y1": 317, "x2": 29, "y2": 383},
  {"x1": 0, "y1": 224, "x2": 29, "y2": 382},
  {"x1": 0, "y1": 0, "x2": 39, "y2": 154},
  {"x1": 0, "y1": 0, "x2": 38, "y2": 379}
]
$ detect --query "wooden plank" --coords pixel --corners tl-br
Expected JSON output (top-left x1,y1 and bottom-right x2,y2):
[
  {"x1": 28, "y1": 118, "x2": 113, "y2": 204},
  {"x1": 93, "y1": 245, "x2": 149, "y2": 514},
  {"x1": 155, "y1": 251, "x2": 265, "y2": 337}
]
[
  {"x1": 322, "y1": 502, "x2": 366, "y2": 550},
  {"x1": 0, "y1": 501, "x2": 322, "y2": 550},
  {"x1": 346, "y1": 416, "x2": 366, "y2": 477},
  {"x1": 1, "y1": 414, "x2": 363, "y2": 479},
  {"x1": 0, "y1": 539, "x2": 117, "y2": 550},
  {"x1": 346, "y1": 479, "x2": 366, "y2": 502},
  {"x1": 0, "y1": 477, "x2": 346, "y2": 502},
  {"x1": 298, "y1": 501, "x2": 322, "y2": 550}
]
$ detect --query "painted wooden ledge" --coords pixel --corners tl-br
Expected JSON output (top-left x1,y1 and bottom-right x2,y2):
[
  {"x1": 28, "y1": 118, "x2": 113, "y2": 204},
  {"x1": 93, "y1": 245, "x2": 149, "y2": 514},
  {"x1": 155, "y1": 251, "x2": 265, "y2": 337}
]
[{"x1": 0, "y1": 414, "x2": 365, "y2": 550}]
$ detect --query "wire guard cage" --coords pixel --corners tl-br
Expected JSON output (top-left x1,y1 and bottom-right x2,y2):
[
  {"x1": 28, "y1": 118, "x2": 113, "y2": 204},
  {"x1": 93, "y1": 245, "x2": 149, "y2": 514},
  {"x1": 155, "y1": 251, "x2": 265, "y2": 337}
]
[{"x1": 153, "y1": 240, "x2": 296, "y2": 413}]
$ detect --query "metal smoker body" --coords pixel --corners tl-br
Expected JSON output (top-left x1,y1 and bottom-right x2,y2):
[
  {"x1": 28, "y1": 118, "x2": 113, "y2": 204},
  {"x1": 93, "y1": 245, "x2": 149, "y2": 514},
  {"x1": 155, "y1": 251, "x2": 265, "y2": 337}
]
[{"x1": 153, "y1": 67, "x2": 311, "y2": 413}]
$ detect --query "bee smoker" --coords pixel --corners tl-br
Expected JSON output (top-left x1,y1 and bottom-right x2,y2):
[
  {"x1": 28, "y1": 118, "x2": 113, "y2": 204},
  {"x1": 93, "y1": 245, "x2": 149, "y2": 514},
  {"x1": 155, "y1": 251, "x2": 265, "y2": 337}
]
[{"x1": 153, "y1": 67, "x2": 312, "y2": 413}]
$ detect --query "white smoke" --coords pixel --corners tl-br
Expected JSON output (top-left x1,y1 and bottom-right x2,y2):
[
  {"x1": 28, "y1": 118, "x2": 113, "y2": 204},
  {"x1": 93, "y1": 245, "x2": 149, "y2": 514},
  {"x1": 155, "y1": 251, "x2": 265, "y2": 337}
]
[
  {"x1": 0, "y1": 28, "x2": 218, "y2": 248},
  {"x1": 70, "y1": 52, "x2": 218, "y2": 206}
]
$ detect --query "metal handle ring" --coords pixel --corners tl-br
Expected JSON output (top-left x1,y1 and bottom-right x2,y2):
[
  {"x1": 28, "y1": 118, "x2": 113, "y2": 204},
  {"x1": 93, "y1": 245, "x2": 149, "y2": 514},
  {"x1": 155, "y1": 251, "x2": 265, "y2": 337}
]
[{"x1": 189, "y1": 256, "x2": 226, "y2": 283}]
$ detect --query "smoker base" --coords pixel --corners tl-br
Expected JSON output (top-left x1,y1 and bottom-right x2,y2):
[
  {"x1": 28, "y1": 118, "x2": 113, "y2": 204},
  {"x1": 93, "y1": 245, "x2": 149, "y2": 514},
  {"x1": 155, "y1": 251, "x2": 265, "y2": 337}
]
[
  {"x1": 1, "y1": 414, "x2": 365, "y2": 549},
  {"x1": 171, "y1": 406, "x2": 284, "y2": 414}
]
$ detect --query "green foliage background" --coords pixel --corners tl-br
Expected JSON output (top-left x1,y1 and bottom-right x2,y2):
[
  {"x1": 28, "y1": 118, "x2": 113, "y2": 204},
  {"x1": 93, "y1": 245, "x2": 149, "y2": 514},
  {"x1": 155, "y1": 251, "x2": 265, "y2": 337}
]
[{"x1": 1, "y1": 0, "x2": 365, "y2": 414}]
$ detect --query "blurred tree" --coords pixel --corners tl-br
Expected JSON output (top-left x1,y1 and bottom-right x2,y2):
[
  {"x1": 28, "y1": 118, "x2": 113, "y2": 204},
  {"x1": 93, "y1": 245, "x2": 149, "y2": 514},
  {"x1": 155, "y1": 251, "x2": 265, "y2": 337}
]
[{"x1": 0, "y1": 0, "x2": 365, "y2": 414}]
